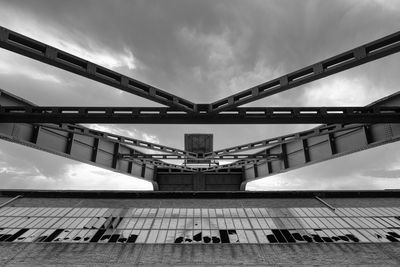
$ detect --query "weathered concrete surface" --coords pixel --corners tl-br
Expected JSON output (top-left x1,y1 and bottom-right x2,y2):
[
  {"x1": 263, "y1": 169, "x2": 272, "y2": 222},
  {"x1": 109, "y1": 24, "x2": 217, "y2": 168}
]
[
  {"x1": 4, "y1": 196, "x2": 399, "y2": 209},
  {"x1": 0, "y1": 243, "x2": 399, "y2": 266}
]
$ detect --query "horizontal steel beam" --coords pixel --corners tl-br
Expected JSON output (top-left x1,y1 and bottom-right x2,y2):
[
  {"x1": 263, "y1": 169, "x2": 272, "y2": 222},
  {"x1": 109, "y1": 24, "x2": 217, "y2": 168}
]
[
  {"x1": 205, "y1": 92, "x2": 400, "y2": 157},
  {"x1": 119, "y1": 153, "x2": 282, "y2": 160},
  {"x1": 1, "y1": 106, "x2": 400, "y2": 124},
  {"x1": 210, "y1": 30, "x2": 400, "y2": 112},
  {"x1": 206, "y1": 91, "x2": 400, "y2": 172},
  {"x1": 238, "y1": 91, "x2": 400, "y2": 185},
  {"x1": 0, "y1": 88, "x2": 194, "y2": 187},
  {"x1": 0, "y1": 88, "x2": 197, "y2": 158},
  {"x1": 0, "y1": 26, "x2": 196, "y2": 113}
]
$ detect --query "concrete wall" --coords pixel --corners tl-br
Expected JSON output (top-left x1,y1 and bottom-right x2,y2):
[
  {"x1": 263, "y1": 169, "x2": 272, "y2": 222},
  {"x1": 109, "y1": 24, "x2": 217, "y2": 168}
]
[{"x1": 0, "y1": 243, "x2": 399, "y2": 266}]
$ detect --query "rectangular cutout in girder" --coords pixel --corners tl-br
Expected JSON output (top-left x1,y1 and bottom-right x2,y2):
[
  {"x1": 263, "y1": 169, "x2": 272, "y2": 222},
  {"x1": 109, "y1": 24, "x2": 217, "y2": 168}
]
[
  {"x1": 8, "y1": 33, "x2": 46, "y2": 54},
  {"x1": 96, "y1": 67, "x2": 121, "y2": 82},
  {"x1": 57, "y1": 52, "x2": 87, "y2": 69}
]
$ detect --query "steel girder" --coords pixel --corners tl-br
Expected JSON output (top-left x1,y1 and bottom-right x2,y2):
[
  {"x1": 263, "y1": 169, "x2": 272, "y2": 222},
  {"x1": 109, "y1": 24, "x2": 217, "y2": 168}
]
[
  {"x1": 0, "y1": 89, "x2": 201, "y2": 190},
  {"x1": 206, "y1": 90, "x2": 400, "y2": 169},
  {"x1": 209, "y1": 30, "x2": 400, "y2": 113},
  {"x1": 0, "y1": 26, "x2": 196, "y2": 113},
  {"x1": 239, "y1": 91, "x2": 400, "y2": 189},
  {"x1": 1, "y1": 27, "x2": 400, "y2": 191},
  {"x1": 0, "y1": 89, "x2": 209, "y2": 173},
  {"x1": 35, "y1": 123, "x2": 198, "y2": 159},
  {"x1": 1, "y1": 106, "x2": 399, "y2": 124},
  {"x1": 0, "y1": 26, "x2": 399, "y2": 116},
  {"x1": 204, "y1": 124, "x2": 363, "y2": 158},
  {"x1": 119, "y1": 153, "x2": 282, "y2": 161},
  {"x1": 0, "y1": 122, "x2": 159, "y2": 187}
]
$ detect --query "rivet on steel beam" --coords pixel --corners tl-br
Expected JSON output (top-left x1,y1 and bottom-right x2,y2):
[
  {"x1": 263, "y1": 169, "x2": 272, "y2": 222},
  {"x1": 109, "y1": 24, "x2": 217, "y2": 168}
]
[
  {"x1": 121, "y1": 76, "x2": 129, "y2": 86},
  {"x1": 149, "y1": 87, "x2": 156, "y2": 96},
  {"x1": 313, "y1": 63, "x2": 323, "y2": 75},
  {"x1": 86, "y1": 62, "x2": 96, "y2": 75},
  {"x1": 280, "y1": 76, "x2": 289, "y2": 86},
  {"x1": 251, "y1": 87, "x2": 259, "y2": 96},
  {"x1": 45, "y1": 46, "x2": 58, "y2": 60},
  {"x1": 354, "y1": 46, "x2": 367, "y2": 60},
  {"x1": 0, "y1": 27, "x2": 8, "y2": 42}
]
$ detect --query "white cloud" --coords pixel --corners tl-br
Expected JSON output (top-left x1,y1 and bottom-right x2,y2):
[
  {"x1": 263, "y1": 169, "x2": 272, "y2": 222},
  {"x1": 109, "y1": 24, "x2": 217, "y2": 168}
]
[
  {"x1": 0, "y1": 163, "x2": 153, "y2": 190},
  {"x1": 56, "y1": 38, "x2": 137, "y2": 71},
  {"x1": 0, "y1": 139, "x2": 153, "y2": 190},
  {"x1": 85, "y1": 124, "x2": 160, "y2": 144},
  {"x1": 61, "y1": 163, "x2": 153, "y2": 190},
  {"x1": 246, "y1": 142, "x2": 400, "y2": 191},
  {"x1": 177, "y1": 26, "x2": 284, "y2": 99},
  {"x1": 302, "y1": 76, "x2": 385, "y2": 106},
  {"x1": 85, "y1": 124, "x2": 139, "y2": 139},
  {"x1": 0, "y1": 51, "x2": 62, "y2": 84},
  {"x1": 178, "y1": 26, "x2": 234, "y2": 68},
  {"x1": 83, "y1": 124, "x2": 160, "y2": 154},
  {"x1": 368, "y1": 0, "x2": 400, "y2": 11},
  {"x1": 0, "y1": 4, "x2": 139, "y2": 77},
  {"x1": 142, "y1": 132, "x2": 160, "y2": 143}
]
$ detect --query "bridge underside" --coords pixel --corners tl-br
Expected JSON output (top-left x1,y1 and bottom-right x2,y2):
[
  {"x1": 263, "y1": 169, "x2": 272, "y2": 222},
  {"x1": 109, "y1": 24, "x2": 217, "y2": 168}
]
[
  {"x1": 1, "y1": 27, "x2": 400, "y2": 191},
  {"x1": 155, "y1": 169, "x2": 243, "y2": 191},
  {"x1": 2, "y1": 88, "x2": 400, "y2": 191}
]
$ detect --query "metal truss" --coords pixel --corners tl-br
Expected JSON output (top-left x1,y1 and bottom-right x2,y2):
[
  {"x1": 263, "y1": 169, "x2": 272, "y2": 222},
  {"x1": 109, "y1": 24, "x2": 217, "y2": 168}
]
[
  {"x1": 226, "y1": 92, "x2": 400, "y2": 185},
  {"x1": 0, "y1": 26, "x2": 399, "y2": 116},
  {"x1": 0, "y1": 26, "x2": 196, "y2": 113},
  {"x1": 119, "y1": 153, "x2": 282, "y2": 161},
  {"x1": 1, "y1": 27, "x2": 400, "y2": 191},
  {"x1": 205, "y1": 91, "x2": 400, "y2": 173},
  {"x1": 241, "y1": 122, "x2": 400, "y2": 185},
  {"x1": 0, "y1": 89, "x2": 195, "y2": 182},
  {"x1": 139, "y1": 160, "x2": 198, "y2": 172},
  {"x1": 0, "y1": 122, "x2": 160, "y2": 182},
  {"x1": 37, "y1": 123, "x2": 198, "y2": 159},
  {"x1": 204, "y1": 123, "x2": 363, "y2": 158},
  {"x1": 209, "y1": 30, "x2": 400, "y2": 113},
  {"x1": 203, "y1": 159, "x2": 269, "y2": 172},
  {"x1": 1, "y1": 105, "x2": 399, "y2": 124}
]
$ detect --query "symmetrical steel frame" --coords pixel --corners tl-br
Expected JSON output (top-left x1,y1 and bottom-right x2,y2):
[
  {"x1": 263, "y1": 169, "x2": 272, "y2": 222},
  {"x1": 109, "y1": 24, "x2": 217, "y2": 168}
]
[
  {"x1": 0, "y1": 26, "x2": 399, "y2": 191},
  {"x1": 1, "y1": 106, "x2": 400, "y2": 124}
]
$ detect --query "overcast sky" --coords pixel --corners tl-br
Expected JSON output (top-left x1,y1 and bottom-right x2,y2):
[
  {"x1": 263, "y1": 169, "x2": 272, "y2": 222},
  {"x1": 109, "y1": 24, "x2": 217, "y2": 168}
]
[{"x1": 0, "y1": 0, "x2": 399, "y2": 190}]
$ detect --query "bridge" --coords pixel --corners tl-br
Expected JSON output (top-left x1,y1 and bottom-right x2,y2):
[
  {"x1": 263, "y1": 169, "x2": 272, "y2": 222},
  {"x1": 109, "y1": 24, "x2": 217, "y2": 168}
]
[{"x1": 0, "y1": 26, "x2": 400, "y2": 191}]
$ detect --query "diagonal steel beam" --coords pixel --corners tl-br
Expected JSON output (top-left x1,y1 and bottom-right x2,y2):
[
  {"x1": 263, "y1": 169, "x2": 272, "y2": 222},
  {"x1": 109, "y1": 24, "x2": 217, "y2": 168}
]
[
  {"x1": 209, "y1": 30, "x2": 400, "y2": 113},
  {"x1": 231, "y1": 93, "x2": 400, "y2": 185},
  {"x1": 1, "y1": 105, "x2": 400, "y2": 124},
  {"x1": 205, "y1": 91, "x2": 400, "y2": 171},
  {"x1": 0, "y1": 88, "x2": 194, "y2": 185},
  {"x1": 39, "y1": 123, "x2": 198, "y2": 159},
  {"x1": 203, "y1": 159, "x2": 274, "y2": 172},
  {"x1": 0, "y1": 26, "x2": 197, "y2": 113},
  {"x1": 0, "y1": 87, "x2": 197, "y2": 158},
  {"x1": 204, "y1": 123, "x2": 363, "y2": 158},
  {"x1": 128, "y1": 158, "x2": 198, "y2": 172}
]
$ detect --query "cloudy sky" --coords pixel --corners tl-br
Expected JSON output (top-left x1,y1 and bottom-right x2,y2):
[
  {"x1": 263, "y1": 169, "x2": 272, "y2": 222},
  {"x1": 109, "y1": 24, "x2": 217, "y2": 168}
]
[{"x1": 0, "y1": 0, "x2": 399, "y2": 190}]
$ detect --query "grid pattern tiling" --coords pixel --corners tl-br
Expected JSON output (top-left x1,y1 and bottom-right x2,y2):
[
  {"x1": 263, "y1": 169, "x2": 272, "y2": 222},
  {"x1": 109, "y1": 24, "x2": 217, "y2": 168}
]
[{"x1": 0, "y1": 206, "x2": 399, "y2": 244}]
